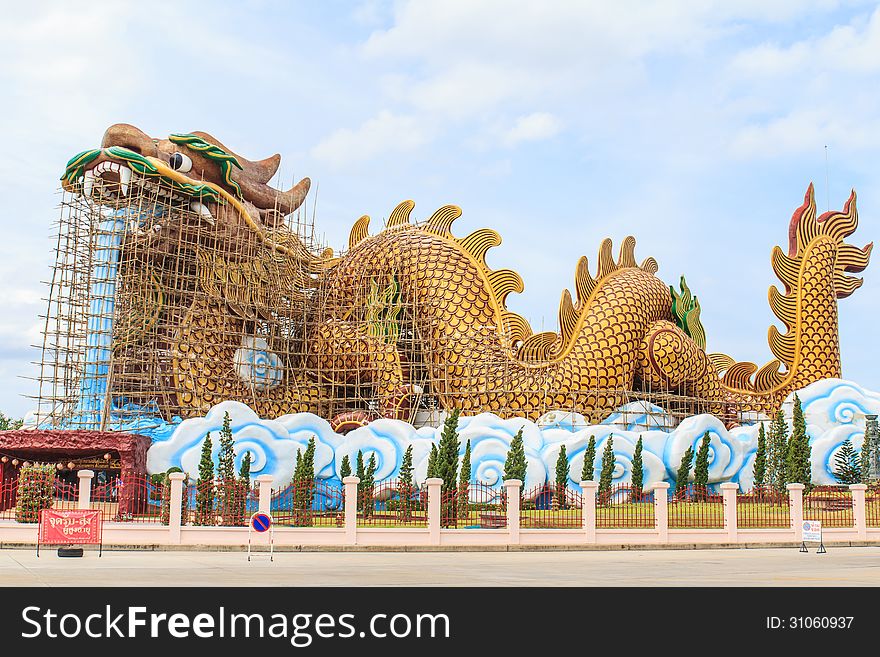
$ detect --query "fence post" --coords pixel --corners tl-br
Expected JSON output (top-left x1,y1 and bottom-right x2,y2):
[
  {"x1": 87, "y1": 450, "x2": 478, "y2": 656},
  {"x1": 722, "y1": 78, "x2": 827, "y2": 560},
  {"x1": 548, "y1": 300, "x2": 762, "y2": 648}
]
[
  {"x1": 77, "y1": 470, "x2": 94, "y2": 510},
  {"x1": 343, "y1": 476, "x2": 359, "y2": 545},
  {"x1": 787, "y1": 483, "x2": 805, "y2": 542},
  {"x1": 654, "y1": 482, "x2": 669, "y2": 543},
  {"x1": 503, "y1": 479, "x2": 521, "y2": 544},
  {"x1": 168, "y1": 472, "x2": 186, "y2": 544},
  {"x1": 256, "y1": 475, "x2": 274, "y2": 515},
  {"x1": 850, "y1": 483, "x2": 867, "y2": 539},
  {"x1": 580, "y1": 480, "x2": 598, "y2": 543},
  {"x1": 720, "y1": 483, "x2": 738, "y2": 543},
  {"x1": 426, "y1": 477, "x2": 443, "y2": 545}
]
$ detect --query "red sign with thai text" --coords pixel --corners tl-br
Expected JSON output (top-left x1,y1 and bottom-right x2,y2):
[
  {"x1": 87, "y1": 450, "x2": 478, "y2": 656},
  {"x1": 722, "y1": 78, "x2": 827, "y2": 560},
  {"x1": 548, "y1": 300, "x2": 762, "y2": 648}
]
[{"x1": 38, "y1": 509, "x2": 103, "y2": 545}]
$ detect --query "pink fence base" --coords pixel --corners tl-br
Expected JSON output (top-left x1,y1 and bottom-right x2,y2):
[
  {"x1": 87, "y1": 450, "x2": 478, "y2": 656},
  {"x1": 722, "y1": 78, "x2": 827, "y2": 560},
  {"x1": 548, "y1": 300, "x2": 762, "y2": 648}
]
[{"x1": 0, "y1": 475, "x2": 875, "y2": 548}]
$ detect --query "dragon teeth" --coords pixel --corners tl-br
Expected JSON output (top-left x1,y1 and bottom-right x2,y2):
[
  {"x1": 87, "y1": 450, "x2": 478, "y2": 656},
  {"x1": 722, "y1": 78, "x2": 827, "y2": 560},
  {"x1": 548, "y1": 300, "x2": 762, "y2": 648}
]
[
  {"x1": 83, "y1": 170, "x2": 95, "y2": 197},
  {"x1": 190, "y1": 201, "x2": 215, "y2": 225},
  {"x1": 118, "y1": 166, "x2": 131, "y2": 196}
]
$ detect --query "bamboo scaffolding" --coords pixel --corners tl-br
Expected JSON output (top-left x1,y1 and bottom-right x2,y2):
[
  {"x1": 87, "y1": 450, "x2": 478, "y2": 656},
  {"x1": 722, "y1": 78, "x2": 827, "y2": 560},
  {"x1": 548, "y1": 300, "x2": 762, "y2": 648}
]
[{"x1": 33, "y1": 180, "x2": 760, "y2": 433}]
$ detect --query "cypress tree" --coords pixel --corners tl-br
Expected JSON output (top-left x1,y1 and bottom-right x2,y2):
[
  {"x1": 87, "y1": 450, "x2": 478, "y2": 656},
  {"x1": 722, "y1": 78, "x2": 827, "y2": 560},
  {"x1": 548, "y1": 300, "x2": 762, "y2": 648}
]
[
  {"x1": 362, "y1": 453, "x2": 377, "y2": 518},
  {"x1": 503, "y1": 427, "x2": 528, "y2": 483},
  {"x1": 458, "y1": 440, "x2": 472, "y2": 519},
  {"x1": 754, "y1": 423, "x2": 767, "y2": 489},
  {"x1": 792, "y1": 394, "x2": 812, "y2": 489},
  {"x1": 239, "y1": 451, "x2": 252, "y2": 489},
  {"x1": 216, "y1": 412, "x2": 239, "y2": 524},
  {"x1": 581, "y1": 435, "x2": 597, "y2": 481},
  {"x1": 339, "y1": 454, "x2": 351, "y2": 480},
  {"x1": 631, "y1": 436, "x2": 644, "y2": 498},
  {"x1": 769, "y1": 409, "x2": 789, "y2": 491},
  {"x1": 426, "y1": 443, "x2": 438, "y2": 479},
  {"x1": 675, "y1": 445, "x2": 695, "y2": 496},
  {"x1": 399, "y1": 445, "x2": 414, "y2": 522},
  {"x1": 292, "y1": 438, "x2": 316, "y2": 526},
  {"x1": 436, "y1": 409, "x2": 461, "y2": 492},
  {"x1": 694, "y1": 432, "x2": 711, "y2": 492},
  {"x1": 833, "y1": 439, "x2": 861, "y2": 485},
  {"x1": 860, "y1": 432, "x2": 873, "y2": 484},
  {"x1": 238, "y1": 451, "x2": 252, "y2": 519},
  {"x1": 502, "y1": 427, "x2": 528, "y2": 511},
  {"x1": 291, "y1": 448, "x2": 303, "y2": 525},
  {"x1": 554, "y1": 445, "x2": 570, "y2": 509},
  {"x1": 598, "y1": 435, "x2": 615, "y2": 503},
  {"x1": 785, "y1": 395, "x2": 810, "y2": 488},
  {"x1": 195, "y1": 433, "x2": 214, "y2": 526},
  {"x1": 355, "y1": 449, "x2": 365, "y2": 505},
  {"x1": 303, "y1": 437, "x2": 316, "y2": 483},
  {"x1": 217, "y1": 411, "x2": 236, "y2": 482},
  {"x1": 436, "y1": 409, "x2": 461, "y2": 525},
  {"x1": 293, "y1": 448, "x2": 303, "y2": 482}
]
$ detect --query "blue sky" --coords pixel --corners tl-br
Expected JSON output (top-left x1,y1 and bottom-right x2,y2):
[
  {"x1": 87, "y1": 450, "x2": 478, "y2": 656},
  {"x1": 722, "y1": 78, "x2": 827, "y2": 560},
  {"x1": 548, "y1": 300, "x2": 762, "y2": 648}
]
[{"x1": 0, "y1": 1, "x2": 878, "y2": 417}]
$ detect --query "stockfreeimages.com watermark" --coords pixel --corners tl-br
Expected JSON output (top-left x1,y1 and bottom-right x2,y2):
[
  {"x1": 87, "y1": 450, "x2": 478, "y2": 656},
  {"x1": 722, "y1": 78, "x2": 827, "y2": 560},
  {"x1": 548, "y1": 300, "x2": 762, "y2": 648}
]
[{"x1": 21, "y1": 606, "x2": 450, "y2": 646}]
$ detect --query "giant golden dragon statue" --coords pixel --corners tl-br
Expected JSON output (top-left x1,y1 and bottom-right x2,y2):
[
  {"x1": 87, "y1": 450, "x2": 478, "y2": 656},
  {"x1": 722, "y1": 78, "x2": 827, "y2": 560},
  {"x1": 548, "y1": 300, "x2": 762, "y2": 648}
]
[{"x1": 60, "y1": 124, "x2": 872, "y2": 428}]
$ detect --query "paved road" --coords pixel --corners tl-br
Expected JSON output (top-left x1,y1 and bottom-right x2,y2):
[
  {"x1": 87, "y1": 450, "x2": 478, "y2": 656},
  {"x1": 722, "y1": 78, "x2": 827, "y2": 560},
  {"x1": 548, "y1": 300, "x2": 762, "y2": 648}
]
[{"x1": 2, "y1": 546, "x2": 879, "y2": 586}]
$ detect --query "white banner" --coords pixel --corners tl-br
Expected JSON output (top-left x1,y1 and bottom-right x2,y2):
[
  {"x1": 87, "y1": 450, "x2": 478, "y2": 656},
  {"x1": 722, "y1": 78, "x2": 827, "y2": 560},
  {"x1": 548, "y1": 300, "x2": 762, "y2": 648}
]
[{"x1": 802, "y1": 520, "x2": 822, "y2": 543}]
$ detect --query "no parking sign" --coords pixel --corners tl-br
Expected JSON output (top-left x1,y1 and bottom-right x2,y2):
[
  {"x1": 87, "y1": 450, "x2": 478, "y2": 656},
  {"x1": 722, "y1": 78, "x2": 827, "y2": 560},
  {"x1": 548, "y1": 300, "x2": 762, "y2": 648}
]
[
  {"x1": 251, "y1": 512, "x2": 272, "y2": 533},
  {"x1": 248, "y1": 512, "x2": 274, "y2": 562}
]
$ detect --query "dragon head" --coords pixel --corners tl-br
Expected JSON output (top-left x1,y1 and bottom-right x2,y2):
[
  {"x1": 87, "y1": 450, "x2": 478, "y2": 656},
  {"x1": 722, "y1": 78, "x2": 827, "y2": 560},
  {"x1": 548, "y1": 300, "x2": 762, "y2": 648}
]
[{"x1": 61, "y1": 123, "x2": 312, "y2": 257}]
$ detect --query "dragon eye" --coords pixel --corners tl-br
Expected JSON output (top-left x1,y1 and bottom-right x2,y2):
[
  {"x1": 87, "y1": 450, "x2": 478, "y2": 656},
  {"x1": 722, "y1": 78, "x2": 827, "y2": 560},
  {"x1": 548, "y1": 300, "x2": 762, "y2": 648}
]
[{"x1": 169, "y1": 152, "x2": 193, "y2": 172}]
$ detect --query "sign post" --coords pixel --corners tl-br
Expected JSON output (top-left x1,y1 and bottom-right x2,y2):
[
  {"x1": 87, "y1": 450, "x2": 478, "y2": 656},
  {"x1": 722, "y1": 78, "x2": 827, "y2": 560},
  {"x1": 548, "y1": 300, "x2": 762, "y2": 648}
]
[
  {"x1": 800, "y1": 520, "x2": 825, "y2": 554},
  {"x1": 247, "y1": 511, "x2": 274, "y2": 562},
  {"x1": 37, "y1": 509, "x2": 103, "y2": 557}
]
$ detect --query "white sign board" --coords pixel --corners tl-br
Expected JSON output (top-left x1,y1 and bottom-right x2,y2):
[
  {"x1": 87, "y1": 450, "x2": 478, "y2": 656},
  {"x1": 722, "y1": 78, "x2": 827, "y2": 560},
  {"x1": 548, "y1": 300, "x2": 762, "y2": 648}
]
[{"x1": 802, "y1": 520, "x2": 822, "y2": 542}]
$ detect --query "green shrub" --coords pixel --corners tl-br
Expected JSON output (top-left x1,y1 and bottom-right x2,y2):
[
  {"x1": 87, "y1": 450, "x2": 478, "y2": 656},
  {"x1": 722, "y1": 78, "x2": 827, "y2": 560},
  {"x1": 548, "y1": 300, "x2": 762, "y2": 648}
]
[{"x1": 15, "y1": 463, "x2": 55, "y2": 523}]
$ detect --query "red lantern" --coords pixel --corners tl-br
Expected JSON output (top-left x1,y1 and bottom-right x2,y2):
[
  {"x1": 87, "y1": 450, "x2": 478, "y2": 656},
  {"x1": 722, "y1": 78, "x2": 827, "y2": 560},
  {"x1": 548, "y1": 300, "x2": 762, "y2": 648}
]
[
  {"x1": 0, "y1": 456, "x2": 7, "y2": 463},
  {"x1": 56, "y1": 463, "x2": 63, "y2": 470},
  {"x1": 104, "y1": 453, "x2": 112, "y2": 460},
  {"x1": 23, "y1": 461, "x2": 30, "y2": 468},
  {"x1": 67, "y1": 461, "x2": 75, "y2": 469},
  {"x1": 11, "y1": 459, "x2": 18, "y2": 466}
]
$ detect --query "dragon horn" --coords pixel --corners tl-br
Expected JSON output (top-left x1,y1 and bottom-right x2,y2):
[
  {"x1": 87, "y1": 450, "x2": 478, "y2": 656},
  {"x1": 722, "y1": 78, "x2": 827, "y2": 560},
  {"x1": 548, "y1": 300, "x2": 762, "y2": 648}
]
[
  {"x1": 190, "y1": 130, "x2": 280, "y2": 183},
  {"x1": 249, "y1": 153, "x2": 281, "y2": 184},
  {"x1": 276, "y1": 177, "x2": 311, "y2": 215}
]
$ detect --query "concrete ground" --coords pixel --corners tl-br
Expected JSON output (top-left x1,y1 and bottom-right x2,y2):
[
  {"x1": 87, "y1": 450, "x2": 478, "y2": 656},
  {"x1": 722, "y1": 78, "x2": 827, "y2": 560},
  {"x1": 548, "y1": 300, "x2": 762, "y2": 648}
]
[{"x1": 1, "y1": 545, "x2": 879, "y2": 586}]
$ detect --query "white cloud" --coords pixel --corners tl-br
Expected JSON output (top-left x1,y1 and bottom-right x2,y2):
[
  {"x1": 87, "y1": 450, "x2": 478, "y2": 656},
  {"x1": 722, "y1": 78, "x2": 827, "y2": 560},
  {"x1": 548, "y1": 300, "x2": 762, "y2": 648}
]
[
  {"x1": 731, "y1": 109, "x2": 880, "y2": 158},
  {"x1": 311, "y1": 111, "x2": 432, "y2": 168},
  {"x1": 2, "y1": 0, "x2": 879, "y2": 417},
  {"x1": 363, "y1": 3, "x2": 716, "y2": 121},
  {"x1": 501, "y1": 113, "x2": 562, "y2": 147},
  {"x1": 731, "y1": 5, "x2": 880, "y2": 77},
  {"x1": 726, "y1": 6, "x2": 880, "y2": 157},
  {"x1": 363, "y1": 2, "x2": 864, "y2": 118},
  {"x1": 351, "y1": 0, "x2": 390, "y2": 27}
]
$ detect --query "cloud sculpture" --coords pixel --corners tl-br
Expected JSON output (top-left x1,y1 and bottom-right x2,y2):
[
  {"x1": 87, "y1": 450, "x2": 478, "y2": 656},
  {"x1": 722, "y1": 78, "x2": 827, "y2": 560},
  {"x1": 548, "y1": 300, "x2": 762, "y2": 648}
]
[
  {"x1": 547, "y1": 428, "x2": 666, "y2": 489},
  {"x1": 661, "y1": 415, "x2": 754, "y2": 483},
  {"x1": 602, "y1": 401, "x2": 676, "y2": 431},
  {"x1": 536, "y1": 411, "x2": 588, "y2": 433},
  {"x1": 144, "y1": 379, "x2": 880, "y2": 492},
  {"x1": 147, "y1": 401, "x2": 336, "y2": 486},
  {"x1": 456, "y1": 414, "x2": 546, "y2": 490},
  {"x1": 809, "y1": 426, "x2": 865, "y2": 485},
  {"x1": 336, "y1": 419, "x2": 426, "y2": 482},
  {"x1": 778, "y1": 378, "x2": 879, "y2": 485},
  {"x1": 786, "y1": 378, "x2": 880, "y2": 432},
  {"x1": 233, "y1": 336, "x2": 284, "y2": 391}
]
